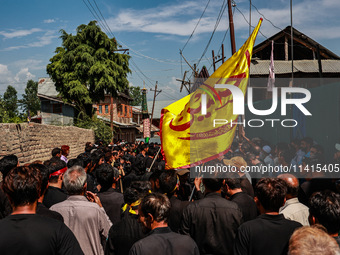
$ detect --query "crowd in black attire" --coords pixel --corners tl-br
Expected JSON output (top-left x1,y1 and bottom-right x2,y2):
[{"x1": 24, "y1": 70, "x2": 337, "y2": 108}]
[{"x1": 0, "y1": 137, "x2": 339, "y2": 255}]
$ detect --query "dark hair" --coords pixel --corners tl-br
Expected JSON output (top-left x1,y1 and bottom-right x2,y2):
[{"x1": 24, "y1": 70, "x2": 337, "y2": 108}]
[
  {"x1": 159, "y1": 170, "x2": 177, "y2": 195},
  {"x1": 2, "y1": 166, "x2": 41, "y2": 207},
  {"x1": 124, "y1": 187, "x2": 140, "y2": 204},
  {"x1": 224, "y1": 172, "x2": 242, "y2": 189},
  {"x1": 140, "y1": 193, "x2": 171, "y2": 223},
  {"x1": 104, "y1": 151, "x2": 113, "y2": 163},
  {"x1": 149, "y1": 170, "x2": 163, "y2": 182},
  {"x1": 95, "y1": 163, "x2": 119, "y2": 191},
  {"x1": 67, "y1": 158, "x2": 83, "y2": 168},
  {"x1": 311, "y1": 144, "x2": 324, "y2": 155},
  {"x1": 0, "y1": 154, "x2": 18, "y2": 178},
  {"x1": 147, "y1": 148, "x2": 156, "y2": 157},
  {"x1": 309, "y1": 191, "x2": 340, "y2": 234},
  {"x1": 90, "y1": 150, "x2": 105, "y2": 166},
  {"x1": 203, "y1": 178, "x2": 223, "y2": 192},
  {"x1": 51, "y1": 147, "x2": 61, "y2": 157},
  {"x1": 77, "y1": 153, "x2": 91, "y2": 168},
  {"x1": 47, "y1": 159, "x2": 67, "y2": 183},
  {"x1": 30, "y1": 163, "x2": 49, "y2": 196},
  {"x1": 130, "y1": 181, "x2": 152, "y2": 195},
  {"x1": 255, "y1": 178, "x2": 287, "y2": 212}
]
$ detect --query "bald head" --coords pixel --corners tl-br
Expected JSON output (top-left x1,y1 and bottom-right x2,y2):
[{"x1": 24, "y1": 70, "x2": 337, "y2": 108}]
[{"x1": 278, "y1": 174, "x2": 299, "y2": 198}]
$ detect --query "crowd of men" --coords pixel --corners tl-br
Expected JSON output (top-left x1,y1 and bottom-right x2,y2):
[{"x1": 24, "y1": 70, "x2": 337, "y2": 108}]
[{"x1": 0, "y1": 135, "x2": 340, "y2": 255}]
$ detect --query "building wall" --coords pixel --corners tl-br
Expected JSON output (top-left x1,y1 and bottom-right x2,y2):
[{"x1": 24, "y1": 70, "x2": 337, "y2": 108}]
[
  {"x1": 0, "y1": 123, "x2": 94, "y2": 164},
  {"x1": 40, "y1": 99, "x2": 74, "y2": 125},
  {"x1": 94, "y1": 95, "x2": 132, "y2": 125}
]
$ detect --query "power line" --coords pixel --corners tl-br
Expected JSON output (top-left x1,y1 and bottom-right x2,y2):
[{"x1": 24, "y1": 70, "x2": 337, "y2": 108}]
[
  {"x1": 181, "y1": 0, "x2": 211, "y2": 52},
  {"x1": 196, "y1": 0, "x2": 227, "y2": 68}
]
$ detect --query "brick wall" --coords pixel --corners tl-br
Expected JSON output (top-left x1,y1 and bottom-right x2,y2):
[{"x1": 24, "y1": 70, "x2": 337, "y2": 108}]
[{"x1": 0, "y1": 123, "x2": 95, "y2": 164}]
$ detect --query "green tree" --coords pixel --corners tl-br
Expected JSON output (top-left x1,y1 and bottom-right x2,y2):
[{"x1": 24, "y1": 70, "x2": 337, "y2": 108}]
[
  {"x1": 129, "y1": 86, "x2": 143, "y2": 106},
  {"x1": 75, "y1": 116, "x2": 113, "y2": 145},
  {"x1": 0, "y1": 95, "x2": 10, "y2": 123},
  {"x1": 47, "y1": 21, "x2": 130, "y2": 117},
  {"x1": 3, "y1": 85, "x2": 19, "y2": 119},
  {"x1": 19, "y1": 79, "x2": 41, "y2": 116}
]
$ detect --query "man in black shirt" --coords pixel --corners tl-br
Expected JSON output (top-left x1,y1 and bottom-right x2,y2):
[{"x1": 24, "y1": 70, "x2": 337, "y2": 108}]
[
  {"x1": 223, "y1": 173, "x2": 258, "y2": 222},
  {"x1": 31, "y1": 163, "x2": 63, "y2": 222},
  {"x1": 96, "y1": 163, "x2": 124, "y2": 226},
  {"x1": 105, "y1": 187, "x2": 146, "y2": 255},
  {"x1": 309, "y1": 191, "x2": 340, "y2": 246},
  {"x1": 234, "y1": 178, "x2": 302, "y2": 255},
  {"x1": 158, "y1": 170, "x2": 190, "y2": 233},
  {"x1": 180, "y1": 177, "x2": 243, "y2": 255},
  {"x1": 129, "y1": 193, "x2": 199, "y2": 255},
  {"x1": 0, "y1": 165, "x2": 83, "y2": 255},
  {"x1": 43, "y1": 159, "x2": 68, "y2": 208}
]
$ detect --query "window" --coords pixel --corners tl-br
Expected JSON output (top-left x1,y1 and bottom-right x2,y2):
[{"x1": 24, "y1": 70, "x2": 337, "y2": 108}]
[
  {"x1": 52, "y1": 103, "x2": 62, "y2": 113},
  {"x1": 99, "y1": 105, "x2": 102, "y2": 114},
  {"x1": 117, "y1": 104, "x2": 123, "y2": 117},
  {"x1": 105, "y1": 105, "x2": 109, "y2": 113}
]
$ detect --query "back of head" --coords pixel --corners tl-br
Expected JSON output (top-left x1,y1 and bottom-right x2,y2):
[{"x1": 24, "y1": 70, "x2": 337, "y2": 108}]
[
  {"x1": 51, "y1": 147, "x2": 61, "y2": 157},
  {"x1": 289, "y1": 225, "x2": 340, "y2": 255},
  {"x1": 30, "y1": 163, "x2": 49, "y2": 196},
  {"x1": 95, "y1": 163, "x2": 119, "y2": 191},
  {"x1": 255, "y1": 178, "x2": 287, "y2": 212},
  {"x1": 224, "y1": 172, "x2": 242, "y2": 190},
  {"x1": 124, "y1": 187, "x2": 140, "y2": 205},
  {"x1": 67, "y1": 158, "x2": 83, "y2": 169},
  {"x1": 140, "y1": 193, "x2": 171, "y2": 223},
  {"x1": 61, "y1": 145, "x2": 70, "y2": 155},
  {"x1": 63, "y1": 166, "x2": 87, "y2": 195},
  {"x1": 309, "y1": 191, "x2": 340, "y2": 235},
  {"x1": 0, "y1": 154, "x2": 18, "y2": 178},
  {"x1": 47, "y1": 159, "x2": 67, "y2": 183},
  {"x1": 130, "y1": 181, "x2": 152, "y2": 195},
  {"x1": 2, "y1": 166, "x2": 41, "y2": 207},
  {"x1": 277, "y1": 174, "x2": 299, "y2": 198},
  {"x1": 159, "y1": 170, "x2": 177, "y2": 195},
  {"x1": 77, "y1": 153, "x2": 91, "y2": 168}
]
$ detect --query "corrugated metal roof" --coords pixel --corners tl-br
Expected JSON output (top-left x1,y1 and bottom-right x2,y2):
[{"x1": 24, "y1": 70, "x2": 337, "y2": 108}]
[
  {"x1": 38, "y1": 77, "x2": 59, "y2": 97},
  {"x1": 250, "y1": 60, "x2": 340, "y2": 75}
]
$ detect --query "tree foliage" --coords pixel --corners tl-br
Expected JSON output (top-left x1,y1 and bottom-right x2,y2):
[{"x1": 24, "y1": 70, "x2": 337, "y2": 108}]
[
  {"x1": 3, "y1": 85, "x2": 18, "y2": 119},
  {"x1": 129, "y1": 86, "x2": 143, "y2": 106},
  {"x1": 19, "y1": 79, "x2": 40, "y2": 116},
  {"x1": 75, "y1": 116, "x2": 113, "y2": 145},
  {"x1": 47, "y1": 21, "x2": 130, "y2": 116},
  {"x1": 0, "y1": 95, "x2": 10, "y2": 123}
]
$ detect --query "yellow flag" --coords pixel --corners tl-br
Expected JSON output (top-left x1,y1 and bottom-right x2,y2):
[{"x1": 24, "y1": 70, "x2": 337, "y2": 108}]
[{"x1": 161, "y1": 19, "x2": 263, "y2": 169}]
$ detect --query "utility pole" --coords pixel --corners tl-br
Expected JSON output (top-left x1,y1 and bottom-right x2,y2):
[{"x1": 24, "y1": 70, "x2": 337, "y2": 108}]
[
  {"x1": 150, "y1": 81, "x2": 162, "y2": 132},
  {"x1": 212, "y1": 44, "x2": 226, "y2": 71},
  {"x1": 228, "y1": 0, "x2": 236, "y2": 55}
]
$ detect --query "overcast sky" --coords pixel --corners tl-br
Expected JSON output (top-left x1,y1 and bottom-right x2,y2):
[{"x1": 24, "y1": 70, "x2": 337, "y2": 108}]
[{"x1": 1, "y1": 0, "x2": 339, "y2": 100}]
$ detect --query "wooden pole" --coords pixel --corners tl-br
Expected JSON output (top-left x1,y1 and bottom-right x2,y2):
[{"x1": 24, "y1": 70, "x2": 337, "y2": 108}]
[{"x1": 228, "y1": 0, "x2": 236, "y2": 54}]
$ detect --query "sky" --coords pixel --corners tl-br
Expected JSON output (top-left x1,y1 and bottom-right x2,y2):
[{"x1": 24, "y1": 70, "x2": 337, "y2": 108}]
[{"x1": 0, "y1": 0, "x2": 340, "y2": 101}]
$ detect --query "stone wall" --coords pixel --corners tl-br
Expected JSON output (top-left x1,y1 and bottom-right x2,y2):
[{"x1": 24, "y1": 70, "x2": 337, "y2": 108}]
[{"x1": 0, "y1": 123, "x2": 95, "y2": 164}]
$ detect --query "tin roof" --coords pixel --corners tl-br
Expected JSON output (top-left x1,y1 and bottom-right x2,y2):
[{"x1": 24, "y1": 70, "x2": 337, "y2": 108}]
[{"x1": 250, "y1": 59, "x2": 340, "y2": 75}]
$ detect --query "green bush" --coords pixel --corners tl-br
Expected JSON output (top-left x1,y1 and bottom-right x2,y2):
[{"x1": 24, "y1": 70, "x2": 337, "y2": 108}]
[{"x1": 75, "y1": 116, "x2": 113, "y2": 145}]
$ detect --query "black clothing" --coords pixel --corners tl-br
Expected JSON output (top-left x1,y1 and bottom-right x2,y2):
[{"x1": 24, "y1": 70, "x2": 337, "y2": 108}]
[
  {"x1": 129, "y1": 227, "x2": 199, "y2": 255},
  {"x1": 168, "y1": 196, "x2": 189, "y2": 233},
  {"x1": 177, "y1": 183, "x2": 193, "y2": 201},
  {"x1": 36, "y1": 202, "x2": 64, "y2": 222},
  {"x1": 180, "y1": 192, "x2": 243, "y2": 255},
  {"x1": 0, "y1": 187, "x2": 12, "y2": 219},
  {"x1": 87, "y1": 173, "x2": 99, "y2": 193},
  {"x1": 229, "y1": 192, "x2": 258, "y2": 222},
  {"x1": 0, "y1": 214, "x2": 84, "y2": 255},
  {"x1": 299, "y1": 178, "x2": 336, "y2": 206},
  {"x1": 240, "y1": 176, "x2": 254, "y2": 197},
  {"x1": 98, "y1": 187, "x2": 124, "y2": 226},
  {"x1": 105, "y1": 212, "x2": 146, "y2": 255},
  {"x1": 145, "y1": 157, "x2": 158, "y2": 172},
  {"x1": 234, "y1": 214, "x2": 302, "y2": 255},
  {"x1": 43, "y1": 186, "x2": 67, "y2": 208}
]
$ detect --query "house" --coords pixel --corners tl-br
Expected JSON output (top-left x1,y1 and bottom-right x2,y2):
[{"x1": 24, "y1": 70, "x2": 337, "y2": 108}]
[
  {"x1": 249, "y1": 26, "x2": 340, "y2": 100},
  {"x1": 131, "y1": 105, "x2": 160, "y2": 139},
  {"x1": 93, "y1": 93, "x2": 138, "y2": 143},
  {"x1": 37, "y1": 78, "x2": 75, "y2": 125}
]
